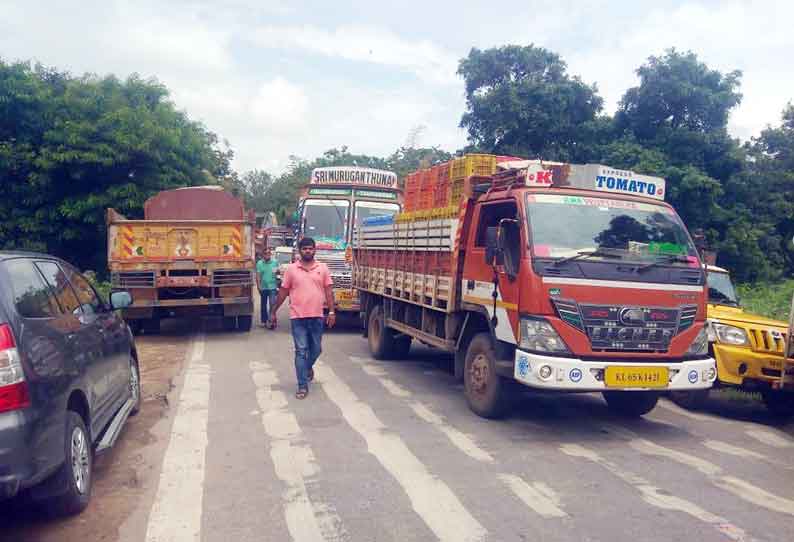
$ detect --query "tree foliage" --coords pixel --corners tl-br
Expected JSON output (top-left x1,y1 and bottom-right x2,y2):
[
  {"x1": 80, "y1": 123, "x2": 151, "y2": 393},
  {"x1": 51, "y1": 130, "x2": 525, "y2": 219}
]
[
  {"x1": 458, "y1": 45, "x2": 604, "y2": 160},
  {"x1": 458, "y1": 45, "x2": 793, "y2": 282},
  {"x1": 0, "y1": 60, "x2": 232, "y2": 274}
]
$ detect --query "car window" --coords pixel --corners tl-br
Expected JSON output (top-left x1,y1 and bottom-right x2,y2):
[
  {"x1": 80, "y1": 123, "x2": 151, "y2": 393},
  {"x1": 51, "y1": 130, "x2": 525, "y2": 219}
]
[
  {"x1": 5, "y1": 259, "x2": 62, "y2": 318},
  {"x1": 475, "y1": 202, "x2": 518, "y2": 247},
  {"x1": 63, "y1": 266, "x2": 104, "y2": 314},
  {"x1": 36, "y1": 261, "x2": 83, "y2": 316}
]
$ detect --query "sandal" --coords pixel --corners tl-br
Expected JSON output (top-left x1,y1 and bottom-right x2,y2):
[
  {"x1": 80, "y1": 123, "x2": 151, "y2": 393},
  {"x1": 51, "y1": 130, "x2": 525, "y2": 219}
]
[
  {"x1": 308, "y1": 368, "x2": 315, "y2": 382},
  {"x1": 295, "y1": 388, "x2": 308, "y2": 400}
]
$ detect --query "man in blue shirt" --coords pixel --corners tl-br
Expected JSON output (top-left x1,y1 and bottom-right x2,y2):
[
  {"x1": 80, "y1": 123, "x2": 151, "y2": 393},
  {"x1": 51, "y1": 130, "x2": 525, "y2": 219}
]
[{"x1": 256, "y1": 247, "x2": 280, "y2": 328}]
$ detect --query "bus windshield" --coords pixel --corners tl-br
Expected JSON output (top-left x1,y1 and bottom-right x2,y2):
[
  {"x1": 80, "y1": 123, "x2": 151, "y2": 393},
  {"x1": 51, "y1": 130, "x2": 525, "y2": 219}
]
[{"x1": 302, "y1": 199, "x2": 349, "y2": 249}]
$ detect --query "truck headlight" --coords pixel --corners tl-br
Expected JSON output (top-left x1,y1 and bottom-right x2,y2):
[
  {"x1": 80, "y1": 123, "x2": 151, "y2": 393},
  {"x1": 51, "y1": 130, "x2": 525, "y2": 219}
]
[
  {"x1": 712, "y1": 323, "x2": 749, "y2": 346},
  {"x1": 686, "y1": 327, "x2": 709, "y2": 356},
  {"x1": 519, "y1": 317, "x2": 570, "y2": 354}
]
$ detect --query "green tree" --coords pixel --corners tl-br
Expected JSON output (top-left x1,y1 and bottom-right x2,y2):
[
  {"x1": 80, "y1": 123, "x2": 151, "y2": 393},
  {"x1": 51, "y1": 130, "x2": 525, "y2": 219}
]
[
  {"x1": 0, "y1": 60, "x2": 232, "y2": 274},
  {"x1": 457, "y1": 45, "x2": 604, "y2": 160}
]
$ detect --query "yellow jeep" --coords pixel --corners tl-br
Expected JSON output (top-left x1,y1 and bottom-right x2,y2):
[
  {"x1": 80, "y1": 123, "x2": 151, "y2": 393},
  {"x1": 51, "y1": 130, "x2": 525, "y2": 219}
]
[{"x1": 671, "y1": 265, "x2": 794, "y2": 417}]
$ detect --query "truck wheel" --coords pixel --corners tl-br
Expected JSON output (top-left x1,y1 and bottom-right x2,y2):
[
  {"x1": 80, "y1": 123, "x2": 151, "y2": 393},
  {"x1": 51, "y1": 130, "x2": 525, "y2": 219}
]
[
  {"x1": 368, "y1": 305, "x2": 395, "y2": 360},
  {"x1": 464, "y1": 333, "x2": 509, "y2": 419},
  {"x1": 237, "y1": 315, "x2": 253, "y2": 332},
  {"x1": 47, "y1": 412, "x2": 93, "y2": 515},
  {"x1": 669, "y1": 389, "x2": 710, "y2": 410},
  {"x1": 762, "y1": 391, "x2": 794, "y2": 419},
  {"x1": 223, "y1": 316, "x2": 237, "y2": 331},
  {"x1": 142, "y1": 318, "x2": 160, "y2": 335},
  {"x1": 603, "y1": 391, "x2": 659, "y2": 417},
  {"x1": 392, "y1": 336, "x2": 411, "y2": 359}
]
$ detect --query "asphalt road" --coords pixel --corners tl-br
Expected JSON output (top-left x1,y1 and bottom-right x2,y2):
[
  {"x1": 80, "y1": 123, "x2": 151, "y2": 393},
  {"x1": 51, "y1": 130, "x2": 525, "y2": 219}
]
[{"x1": 115, "y1": 307, "x2": 794, "y2": 542}]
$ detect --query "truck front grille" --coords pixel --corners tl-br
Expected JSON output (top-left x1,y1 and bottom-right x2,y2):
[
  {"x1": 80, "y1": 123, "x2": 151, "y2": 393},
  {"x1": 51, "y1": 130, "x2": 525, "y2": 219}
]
[
  {"x1": 112, "y1": 271, "x2": 155, "y2": 288},
  {"x1": 332, "y1": 275, "x2": 352, "y2": 289},
  {"x1": 748, "y1": 328, "x2": 786, "y2": 354},
  {"x1": 212, "y1": 269, "x2": 252, "y2": 286}
]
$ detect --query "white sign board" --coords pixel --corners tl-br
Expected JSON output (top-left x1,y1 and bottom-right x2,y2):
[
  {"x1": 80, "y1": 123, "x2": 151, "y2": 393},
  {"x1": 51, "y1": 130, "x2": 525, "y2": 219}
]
[
  {"x1": 310, "y1": 167, "x2": 398, "y2": 189},
  {"x1": 567, "y1": 164, "x2": 667, "y2": 201}
]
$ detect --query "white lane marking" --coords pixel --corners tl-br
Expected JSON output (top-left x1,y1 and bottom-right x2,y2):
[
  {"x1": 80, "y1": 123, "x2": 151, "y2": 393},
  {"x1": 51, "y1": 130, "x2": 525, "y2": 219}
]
[
  {"x1": 352, "y1": 356, "x2": 492, "y2": 463},
  {"x1": 604, "y1": 424, "x2": 794, "y2": 517},
  {"x1": 352, "y1": 355, "x2": 570, "y2": 519},
  {"x1": 560, "y1": 444, "x2": 750, "y2": 542},
  {"x1": 746, "y1": 429, "x2": 794, "y2": 449},
  {"x1": 146, "y1": 332, "x2": 209, "y2": 542},
  {"x1": 318, "y1": 360, "x2": 487, "y2": 542},
  {"x1": 656, "y1": 399, "x2": 718, "y2": 423},
  {"x1": 250, "y1": 360, "x2": 346, "y2": 542},
  {"x1": 499, "y1": 475, "x2": 567, "y2": 518},
  {"x1": 703, "y1": 440, "x2": 767, "y2": 460}
]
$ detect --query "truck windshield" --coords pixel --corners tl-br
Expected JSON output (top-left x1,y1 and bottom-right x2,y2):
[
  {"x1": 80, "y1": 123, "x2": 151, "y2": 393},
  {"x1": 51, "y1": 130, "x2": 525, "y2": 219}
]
[
  {"x1": 707, "y1": 271, "x2": 739, "y2": 305},
  {"x1": 526, "y1": 193, "x2": 698, "y2": 265},
  {"x1": 302, "y1": 199, "x2": 349, "y2": 249},
  {"x1": 354, "y1": 201, "x2": 400, "y2": 228}
]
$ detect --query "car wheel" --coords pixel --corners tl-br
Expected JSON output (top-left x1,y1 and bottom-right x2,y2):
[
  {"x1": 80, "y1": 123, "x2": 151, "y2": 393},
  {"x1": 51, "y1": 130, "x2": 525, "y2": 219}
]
[
  {"x1": 463, "y1": 333, "x2": 510, "y2": 419},
  {"x1": 130, "y1": 356, "x2": 141, "y2": 416},
  {"x1": 603, "y1": 391, "x2": 660, "y2": 417},
  {"x1": 48, "y1": 412, "x2": 93, "y2": 515}
]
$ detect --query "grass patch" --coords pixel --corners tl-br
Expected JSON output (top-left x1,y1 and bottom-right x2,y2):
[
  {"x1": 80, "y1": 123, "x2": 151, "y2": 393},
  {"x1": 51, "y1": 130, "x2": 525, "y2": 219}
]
[{"x1": 736, "y1": 279, "x2": 794, "y2": 321}]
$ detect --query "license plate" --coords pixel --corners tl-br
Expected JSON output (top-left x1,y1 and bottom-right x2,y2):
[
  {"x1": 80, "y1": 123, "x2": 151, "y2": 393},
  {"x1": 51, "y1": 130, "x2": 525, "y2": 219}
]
[
  {"x1": 336, "y1": 290, "x2": 354, "y2": 301},
  {"x1": 604, "y1": 366, "x2": 669, "y2": 389}
]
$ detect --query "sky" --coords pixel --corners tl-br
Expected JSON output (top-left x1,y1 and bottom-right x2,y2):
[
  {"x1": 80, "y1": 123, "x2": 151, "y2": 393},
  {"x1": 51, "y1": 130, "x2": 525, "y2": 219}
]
[{"x1": 1, "y1": 0, "x2": 791, "y2": 174}]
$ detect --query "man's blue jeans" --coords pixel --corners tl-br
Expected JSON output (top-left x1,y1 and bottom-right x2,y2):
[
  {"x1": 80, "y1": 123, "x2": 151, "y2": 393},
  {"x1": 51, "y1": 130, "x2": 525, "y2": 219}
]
[
  {"x1": 290, "y1": 317, "x2": 324, "y2": 389},
  {"x1": 260, "y1": 289, "x2": 277, "y2": 323}
]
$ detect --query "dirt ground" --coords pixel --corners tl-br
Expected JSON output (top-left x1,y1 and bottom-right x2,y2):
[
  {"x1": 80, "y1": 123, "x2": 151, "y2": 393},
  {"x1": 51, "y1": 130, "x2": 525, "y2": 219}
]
[{"x1": 1, "y1": 320, "x2": 194, "y2": 542}]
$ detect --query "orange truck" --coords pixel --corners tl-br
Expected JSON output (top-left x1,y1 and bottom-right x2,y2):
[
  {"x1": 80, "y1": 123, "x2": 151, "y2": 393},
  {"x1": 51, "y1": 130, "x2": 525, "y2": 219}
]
[
  {"x1": 353, "y1": 155, "x2": 717, "y2": 418},
  {"x1": 107, "y1": 186, "x2": 256, "y2": 333}
]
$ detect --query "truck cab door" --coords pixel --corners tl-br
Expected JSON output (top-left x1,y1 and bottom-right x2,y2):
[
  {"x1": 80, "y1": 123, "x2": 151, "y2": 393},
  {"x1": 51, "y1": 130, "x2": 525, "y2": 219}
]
[{"x1": 462, "y1": 200, "x2": 521, "y2": 346}]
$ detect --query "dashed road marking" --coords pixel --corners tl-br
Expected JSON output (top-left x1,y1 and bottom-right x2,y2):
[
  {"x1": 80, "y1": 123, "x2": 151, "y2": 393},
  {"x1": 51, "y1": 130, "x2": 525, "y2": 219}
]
[
  {"x1": 351, "y1": 355, "x2": 572, "y2": 519},
  {"x1": 560, "y1": 443, "x2": 751, "y2": 542},
  {"x1": 146, "y1": 332, "x2": 209, "y2": 542},
  {"x1": 499, "y1": 475, "x2": 567, "y2": 518},
  {"x1": 251, "y1": 360, "x2": 346, "y2": 542},
  {"x1": 746, "y1": 429, "x2": 794, "y2": 449},
  {"x1": 319, "y1": 360, "x2": 487, "y2": 542},
  {"x1": 604, "y1": 424, "x2": 794, "y2": 517}
]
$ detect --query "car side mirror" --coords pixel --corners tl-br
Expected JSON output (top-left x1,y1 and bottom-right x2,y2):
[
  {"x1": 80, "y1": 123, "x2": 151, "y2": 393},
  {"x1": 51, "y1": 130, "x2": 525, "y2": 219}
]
[{"x1": 110, "y1": 291, "x2": 133, "y2": 310}]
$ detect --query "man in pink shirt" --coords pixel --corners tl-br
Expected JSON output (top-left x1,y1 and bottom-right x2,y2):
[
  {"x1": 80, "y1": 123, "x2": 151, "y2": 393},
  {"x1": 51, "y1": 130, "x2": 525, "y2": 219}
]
[{"x1": 271, "y1": 237, "x2": 336, "y2": 399}]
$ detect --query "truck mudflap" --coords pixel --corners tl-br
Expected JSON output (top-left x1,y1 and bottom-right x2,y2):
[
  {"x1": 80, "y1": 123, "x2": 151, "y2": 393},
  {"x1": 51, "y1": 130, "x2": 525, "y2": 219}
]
[{"x1": 512, "y1": 350, "x2": 717, "y2": 391}]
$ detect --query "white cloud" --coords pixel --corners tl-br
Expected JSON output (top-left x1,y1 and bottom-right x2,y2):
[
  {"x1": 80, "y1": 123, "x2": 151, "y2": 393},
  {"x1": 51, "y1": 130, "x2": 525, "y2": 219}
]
[
  {"x1": 253, "y1": 24, "x2": 459, "y2": 84},
  {"x1": 250, "y1": 77, "x2": 310, "y2": 130}
]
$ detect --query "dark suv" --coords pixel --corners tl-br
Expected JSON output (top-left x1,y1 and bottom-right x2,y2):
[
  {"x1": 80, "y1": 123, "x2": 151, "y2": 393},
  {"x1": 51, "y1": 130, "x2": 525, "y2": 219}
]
[{"x1": 0, "y1": 252, "x2": 140, "y2": 514}]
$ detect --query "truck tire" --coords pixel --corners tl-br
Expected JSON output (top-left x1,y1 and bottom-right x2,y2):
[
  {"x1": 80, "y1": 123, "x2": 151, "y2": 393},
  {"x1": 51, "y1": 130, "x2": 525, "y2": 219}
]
[
  {"x1": 603, "y1": 391, "x2": 659, "y2": 417},
  {"x1": 669, "y1": 389, "x2": 710, "y2": 410},
  {"x1": 46, "y1": 411, "x2": 93, "y2": 515},
  {"x1": 237, "y1": 315, "x2": 253, "y2": 332},
  {"x1": 762, "y1": 391, "x2": 794, "y2": 419},
  {"x1": 142, "y1": 317, "x2": 160, "y2": 335},
  {"x1": 392, "y1": 336, "x2": 411, "y2": 359},
  {"x1": 463, "y1": 333, "x2": 509, "y2": 419},
  {"x1": 223, "y1": 316, "x2": 238, "y2": 331},
  {"x1": 368, "y1": 305, "x2": 395, "y2": 360}
]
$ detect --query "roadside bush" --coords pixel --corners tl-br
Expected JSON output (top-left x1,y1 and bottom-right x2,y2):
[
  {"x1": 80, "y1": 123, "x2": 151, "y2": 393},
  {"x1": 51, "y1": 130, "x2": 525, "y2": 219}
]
[{"x1": 735, "y1": 279, "x2": 794, "y2": 321}]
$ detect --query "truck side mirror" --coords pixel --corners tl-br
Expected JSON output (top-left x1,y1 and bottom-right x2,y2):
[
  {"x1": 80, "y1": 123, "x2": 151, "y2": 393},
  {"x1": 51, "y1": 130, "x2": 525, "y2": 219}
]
[
  {"x1": 692, "y1": 228, "x2": 707, "y2": 252},
  {"x1": 485, "y1": 227, "x2": 503, "y2": 266}
]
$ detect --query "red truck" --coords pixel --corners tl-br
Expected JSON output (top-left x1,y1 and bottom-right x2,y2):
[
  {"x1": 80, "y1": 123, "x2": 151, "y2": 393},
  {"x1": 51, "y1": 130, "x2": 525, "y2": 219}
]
[{"x1": 353, "y1": 156, "x2": 717, "y2": 418}]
